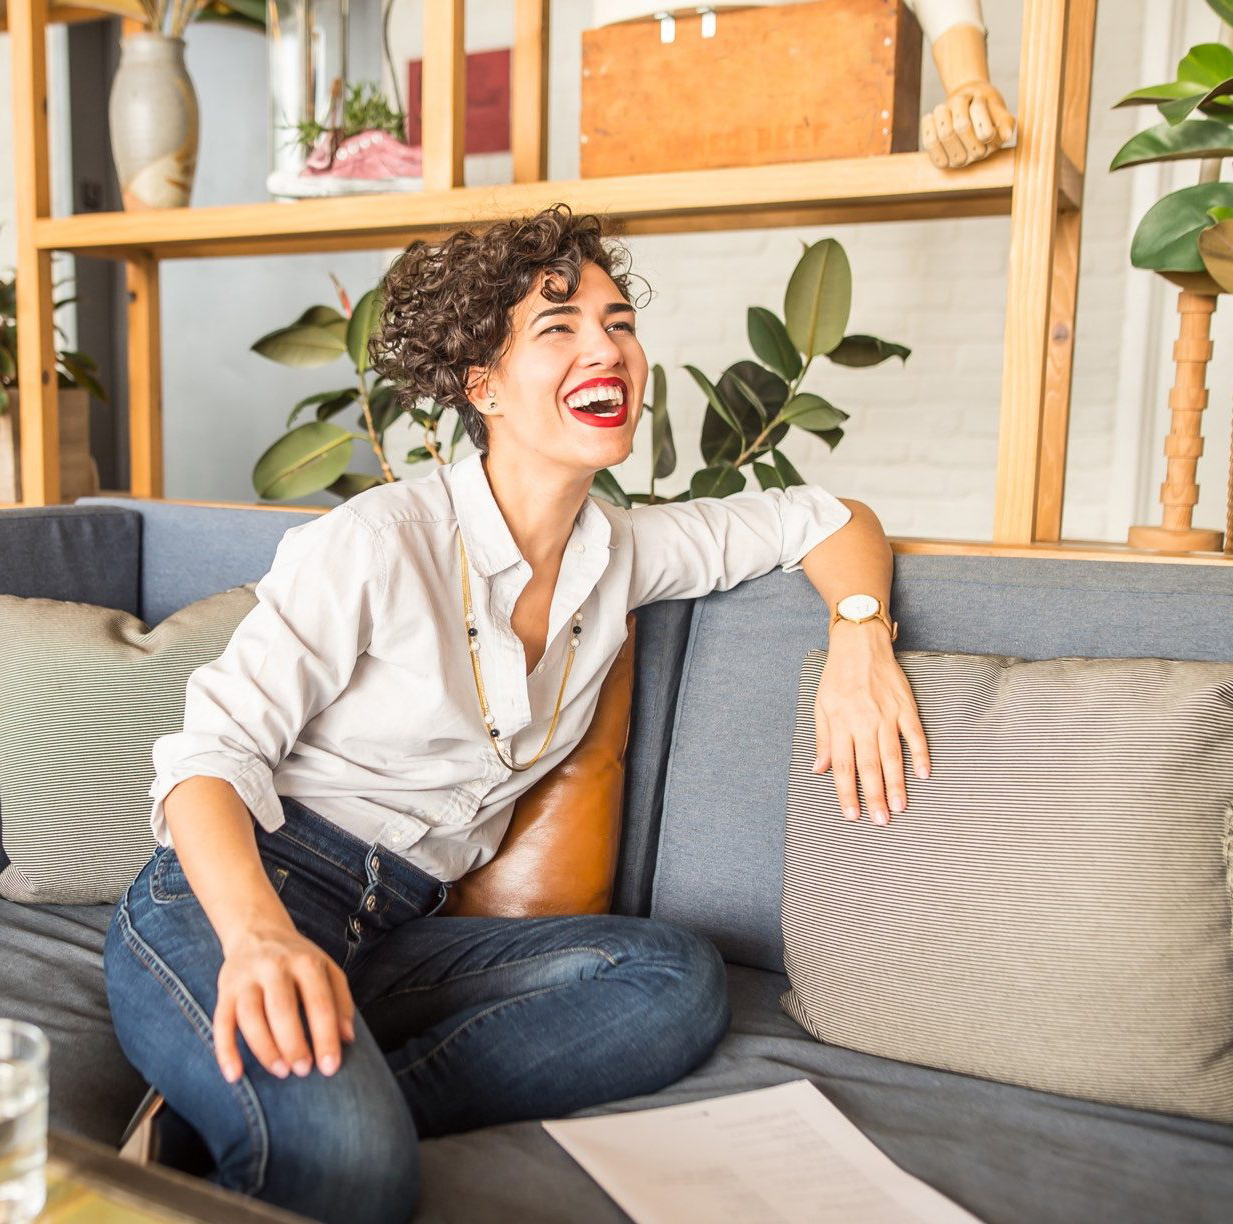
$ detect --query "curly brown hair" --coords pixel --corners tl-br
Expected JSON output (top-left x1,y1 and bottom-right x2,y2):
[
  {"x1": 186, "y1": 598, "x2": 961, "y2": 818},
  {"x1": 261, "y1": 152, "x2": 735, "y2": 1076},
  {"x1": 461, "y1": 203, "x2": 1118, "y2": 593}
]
[{"x1": 369, "y1": 202, "x2": 651, "y2": 456}]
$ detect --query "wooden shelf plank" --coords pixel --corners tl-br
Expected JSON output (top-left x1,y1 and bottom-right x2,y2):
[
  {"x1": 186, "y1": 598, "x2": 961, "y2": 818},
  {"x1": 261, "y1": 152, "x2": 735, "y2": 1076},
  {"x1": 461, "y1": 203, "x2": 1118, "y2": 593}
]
[{"x1": 36, "y1": 149, "x2": 1025, "y2": 260}]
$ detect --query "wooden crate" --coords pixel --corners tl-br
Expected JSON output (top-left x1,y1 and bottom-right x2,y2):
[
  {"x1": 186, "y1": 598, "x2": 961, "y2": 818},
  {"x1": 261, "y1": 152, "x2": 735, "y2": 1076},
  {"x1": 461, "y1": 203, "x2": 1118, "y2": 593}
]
[{"x1": 580, "y1": 0, "x2": 922, "y2": 178}]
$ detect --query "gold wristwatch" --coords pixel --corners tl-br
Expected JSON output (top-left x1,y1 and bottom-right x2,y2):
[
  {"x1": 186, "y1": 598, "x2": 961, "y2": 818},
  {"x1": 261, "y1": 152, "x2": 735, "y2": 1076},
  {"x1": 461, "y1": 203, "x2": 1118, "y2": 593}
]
[{"x1": 829, "y1": 593, "x2": 899, "y2": 643}]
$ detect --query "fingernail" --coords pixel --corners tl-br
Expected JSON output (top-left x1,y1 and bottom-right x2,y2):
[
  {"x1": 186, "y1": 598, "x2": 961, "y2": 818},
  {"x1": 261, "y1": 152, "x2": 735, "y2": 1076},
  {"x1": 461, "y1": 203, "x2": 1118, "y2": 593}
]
[
  {"x1": 843, "y1": 807, "x2": 859, "y2": 821},
  {"x1": 224, "y1": 1064, "x2": 240, "y2": 1083},
  {"x1": 293, "y1": 1058, "x2": 312, "y2": 1077},
  {"x1": 321, "y1": 1054, "x2": 338, "y2": 1075},
  {"x1": 343, "y1": 1024, "x2": 355, "y2": 1042},
  {"x1": 812, "y1": 756, "x2": 826, "y2": 773},
  {"x1": 874, "y1": 811, "x2": 888, "y2": 826},
  {"x1": 919, "y1": 766, "x2": 931, "y2": 779},
  {"x1": 890, "y1": 796, "x2": 905, "y2": 813},
  {"x1": 272, "y1": 1060, "x2": 289, "y2": 1078}
]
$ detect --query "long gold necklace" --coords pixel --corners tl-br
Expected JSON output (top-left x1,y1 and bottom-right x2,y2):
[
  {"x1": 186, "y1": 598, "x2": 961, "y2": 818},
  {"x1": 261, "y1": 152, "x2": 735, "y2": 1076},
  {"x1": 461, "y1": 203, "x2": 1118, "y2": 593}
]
[{"x1": 458, "y1": 531, "x2": 582, "y2": 772}]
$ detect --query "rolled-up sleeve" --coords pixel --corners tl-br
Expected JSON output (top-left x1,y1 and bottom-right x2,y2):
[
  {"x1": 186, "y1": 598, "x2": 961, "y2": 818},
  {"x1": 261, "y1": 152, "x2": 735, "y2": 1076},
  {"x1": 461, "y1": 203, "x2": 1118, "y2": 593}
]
[
  {"x1": 148, "y1": 505, "x2": 385, "y2": 848},
  {"x1": 625, "y1": 484, "x2": 852, "y2": 609}
]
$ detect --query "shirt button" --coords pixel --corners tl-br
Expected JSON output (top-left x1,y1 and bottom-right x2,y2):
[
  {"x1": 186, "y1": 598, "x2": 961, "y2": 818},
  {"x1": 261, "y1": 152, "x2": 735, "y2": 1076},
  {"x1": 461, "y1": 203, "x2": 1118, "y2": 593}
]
[{"x1": 572, "y1": 541, "x2": 585, "y2": 554}]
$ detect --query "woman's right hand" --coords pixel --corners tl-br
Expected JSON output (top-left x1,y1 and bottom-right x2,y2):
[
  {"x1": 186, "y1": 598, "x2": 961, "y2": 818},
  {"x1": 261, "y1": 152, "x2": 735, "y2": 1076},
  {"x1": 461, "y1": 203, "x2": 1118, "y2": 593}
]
[{"x1": 213, "y1": 924, "x2": 356, "y2": 1083}]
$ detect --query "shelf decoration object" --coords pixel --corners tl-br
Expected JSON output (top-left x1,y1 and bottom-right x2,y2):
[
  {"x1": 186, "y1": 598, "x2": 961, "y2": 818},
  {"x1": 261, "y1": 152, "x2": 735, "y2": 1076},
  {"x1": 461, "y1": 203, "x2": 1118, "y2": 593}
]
[
  {"x1": 1110, "y1": 5, "x2": 1233, "y2": 553},
  {"x1": 109, "y1": 9, "x2": 202, "y2": 210},
  {"x1": 266, "y1": 0, "x2": 423, "y2": 198},
  {"x1": 580, "y1": 0, "x2": 922, "y2": 178}
]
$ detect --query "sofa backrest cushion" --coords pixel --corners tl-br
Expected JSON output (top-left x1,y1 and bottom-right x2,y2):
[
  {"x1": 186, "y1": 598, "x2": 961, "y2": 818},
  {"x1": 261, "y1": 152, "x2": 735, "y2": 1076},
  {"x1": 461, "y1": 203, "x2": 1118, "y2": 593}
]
[
  {"x1": 0, "y1": 505, "x2": 140, "y2": 612},
  {"x1": 76, "y1": 497, "x2": 320, "y2": 627},
  {"x1": 650, "y1": 552, "x2": 1233, "y2": 972}
]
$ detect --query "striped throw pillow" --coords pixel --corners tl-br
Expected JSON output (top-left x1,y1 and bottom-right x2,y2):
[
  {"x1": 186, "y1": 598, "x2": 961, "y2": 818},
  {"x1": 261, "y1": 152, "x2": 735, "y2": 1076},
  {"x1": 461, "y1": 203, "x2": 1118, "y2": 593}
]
[
  {"x1": 0, "y1": 585, "x2": 259, "y2": 904},
  {"x1": 782, "y1": 648, "x2": 1233, "y2": 1125}
]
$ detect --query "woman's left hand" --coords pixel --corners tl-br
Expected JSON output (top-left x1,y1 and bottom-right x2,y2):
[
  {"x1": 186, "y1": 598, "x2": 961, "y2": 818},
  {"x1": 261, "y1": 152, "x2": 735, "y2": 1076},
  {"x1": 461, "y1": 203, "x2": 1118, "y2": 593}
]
[{"x1": 812, "y1": 623, "x2": 931, "y2": 825}]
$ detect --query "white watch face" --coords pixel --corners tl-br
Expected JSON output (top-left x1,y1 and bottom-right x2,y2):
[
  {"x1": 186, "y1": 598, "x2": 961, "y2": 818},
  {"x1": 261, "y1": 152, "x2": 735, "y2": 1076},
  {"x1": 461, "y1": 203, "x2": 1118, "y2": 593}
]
[{"x1": 838, "y1": 594, "x2": 879, "y2": 620}]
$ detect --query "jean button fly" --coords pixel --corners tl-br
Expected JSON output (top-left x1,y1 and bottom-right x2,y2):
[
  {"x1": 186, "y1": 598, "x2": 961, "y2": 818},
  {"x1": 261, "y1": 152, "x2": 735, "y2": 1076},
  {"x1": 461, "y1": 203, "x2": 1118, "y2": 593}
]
[
  {"x1": 365, "y1": 894, "x2": 376, "y2": 911},
  {"x1": 370, "y1": 855, "x2": 380, "y2": 871}
]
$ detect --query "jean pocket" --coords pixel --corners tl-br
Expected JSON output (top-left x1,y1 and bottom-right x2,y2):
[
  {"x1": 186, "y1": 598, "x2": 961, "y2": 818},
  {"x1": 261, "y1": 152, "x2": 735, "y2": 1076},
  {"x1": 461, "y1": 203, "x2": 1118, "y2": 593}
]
[{"x1": 149, "y1": 846, "x2": 291, "y2": 905}]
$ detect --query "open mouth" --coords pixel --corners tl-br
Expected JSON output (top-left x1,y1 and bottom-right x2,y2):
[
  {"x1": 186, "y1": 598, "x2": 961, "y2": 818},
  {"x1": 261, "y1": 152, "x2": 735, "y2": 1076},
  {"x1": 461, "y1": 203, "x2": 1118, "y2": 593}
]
[{"x1": 564, "y1": 383, "x2": 628, "y2": 429}]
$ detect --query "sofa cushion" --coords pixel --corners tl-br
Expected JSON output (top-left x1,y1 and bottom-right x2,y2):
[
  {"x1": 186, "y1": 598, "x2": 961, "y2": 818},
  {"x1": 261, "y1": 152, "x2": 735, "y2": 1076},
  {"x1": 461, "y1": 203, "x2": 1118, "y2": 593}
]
[
  {"x1": 782, "y1": 647, "x2": 1233, "y2": 1125},
  {"x1": 76, "y1": 497, "x2": 319, "y2": 628},
  {"x1": 0, "y1": 585, "x2": 259, "y2": 904},
  {"x1": 8, "y1": 906, "x2": 1227, "y2": 1224},
  {"x1": 650, "y1": 553, "x2": 1233, "y2": 972}
]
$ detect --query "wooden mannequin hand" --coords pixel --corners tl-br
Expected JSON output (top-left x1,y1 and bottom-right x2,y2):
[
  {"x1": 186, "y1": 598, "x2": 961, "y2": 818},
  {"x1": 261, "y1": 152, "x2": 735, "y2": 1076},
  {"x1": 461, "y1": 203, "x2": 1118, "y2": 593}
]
[{"x1": 922, "y1": 79, "x2": 1016, "y2": 168}]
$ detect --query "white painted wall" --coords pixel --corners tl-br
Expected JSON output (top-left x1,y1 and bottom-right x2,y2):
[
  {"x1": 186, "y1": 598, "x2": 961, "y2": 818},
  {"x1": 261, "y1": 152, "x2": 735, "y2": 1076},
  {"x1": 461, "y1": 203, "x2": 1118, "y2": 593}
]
[{"x1": 0, "y1": 0, "x2": 1219, "y2": 543}]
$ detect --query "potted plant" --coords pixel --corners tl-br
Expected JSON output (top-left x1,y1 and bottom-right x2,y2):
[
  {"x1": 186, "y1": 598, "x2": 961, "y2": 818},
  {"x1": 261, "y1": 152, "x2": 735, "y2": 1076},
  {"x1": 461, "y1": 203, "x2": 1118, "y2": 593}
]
[
  {"x1": 250, "y1": 239, "x2": 909, "y2": 505},
  {"x1": 1110, "y1": 1, "x2": 1233, "y2": 551},
  {"x1": 0, "y1": 269, "x2": 108, "y2": 503}
]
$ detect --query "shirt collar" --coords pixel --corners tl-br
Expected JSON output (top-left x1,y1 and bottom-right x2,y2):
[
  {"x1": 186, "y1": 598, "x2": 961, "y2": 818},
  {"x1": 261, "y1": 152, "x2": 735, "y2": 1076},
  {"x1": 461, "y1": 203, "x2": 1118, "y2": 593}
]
[{"x1": 446, "y1": 450, "x2": 615, "y2": 578}]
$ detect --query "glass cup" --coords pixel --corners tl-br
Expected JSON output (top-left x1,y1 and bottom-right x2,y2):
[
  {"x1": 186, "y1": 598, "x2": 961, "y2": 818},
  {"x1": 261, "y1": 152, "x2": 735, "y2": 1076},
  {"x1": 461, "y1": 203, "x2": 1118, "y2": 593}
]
[{"x1": 0, "y1": 1021, "x2": 48, "y2": 1224}]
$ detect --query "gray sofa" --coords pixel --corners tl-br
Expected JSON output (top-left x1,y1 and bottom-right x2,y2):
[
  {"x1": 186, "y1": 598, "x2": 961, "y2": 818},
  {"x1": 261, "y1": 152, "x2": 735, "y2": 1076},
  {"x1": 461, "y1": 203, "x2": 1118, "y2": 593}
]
[{"x1": 2, "y1": 495, "x2": 1232, "y2": 1224}]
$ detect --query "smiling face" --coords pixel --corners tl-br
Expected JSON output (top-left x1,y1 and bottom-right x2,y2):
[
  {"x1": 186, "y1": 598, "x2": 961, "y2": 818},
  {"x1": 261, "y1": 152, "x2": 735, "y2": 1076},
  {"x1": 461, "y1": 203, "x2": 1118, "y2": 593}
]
[{"x1": 467, "y1": 260, "x2": 648, "y2": 475}]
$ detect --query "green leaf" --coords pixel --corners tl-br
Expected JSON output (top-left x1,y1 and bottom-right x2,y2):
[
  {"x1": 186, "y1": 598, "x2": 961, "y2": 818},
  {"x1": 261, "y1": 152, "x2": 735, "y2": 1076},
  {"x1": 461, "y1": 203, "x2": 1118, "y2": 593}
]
[
  {"x1": 0, "y1": 344, "x2": 14, "y2": 380},
  {"x1": 285, "y1": 388, "x2": 356, "y2": 429},
  {"x1": 405, "y1": 446, "x2": 435, "y2": 463},
  {"x1": 747, "y1": 306, "x2": 802, "y2": 380},
  {"x1": 1178, "y1": 43, "x2": 1233, "y2": 89},
  {"x1": 1130, "y1": 181, "x2": 1233, "y2": 271},
  {"x1": 1110, "y1": 119, "x2": 1233, "y2": 171},
  {"x1": 826, "y1": 334, "x2": 911, "y2": 367},
  {"x1": 649, "y1": 363, "x2": 676, "y2": 480},
  {"x1": 327, "y1": 472, "x2": 384, "y2": 498},
  {"x1": 726, "y1": 370, "x2": 770, "y2": 421},
  {"x1": 700, "y1": 361, "x2": 789, "y2": 466},
  {"x1": 347, "y1": 288, "x2": 383, "y2": 374},
  {"x1": 1160, "y1": 78, "x2": 1233, "y2": 126},
  {"x1": 1209, "y1": 206, "x2": 1233, "y2": 222},
  {"x1": 57, "y1": 351, "x2": 107, "y2": 401},
  {"x1": 293, "y1": 304, "x2": 346, "y2": 326},
  {"x1": 784, "y1": 238, "x2": 851, "y2": 358},
  {"x1": 684, "y1": 363, "x2": 742, "y2": 436},
  {"x1": 814, "y1": 426, "x2": 845, "y2": 450},
  {"x1": 252, "y1": 323, "x2": 348, "y2": 368},
  {"x1": 450, "y1": 412, "x2": 467, "y2": 447},
  {"x1": 252, "y1": 421, "x2": 353, "y2": 500},
  {"x1": 771, "y1": 447, "x2": 806, "y2": 487},
  {"x1": 368, "y1": 383, "x2": 403, "y2": 435},
  {"x1": 753, "y1": 460, "x2": 785, "y2": 491},
  {"x1": 1198, "y1": 217, "x2": 1233, "y2": 291},
  {"x1": 774, "y1": 393, "x2": 846, "y2": 432},
  {"x1": 690, "y1": 464, "x2": 747, "y2": 499},
  {"x1": 0, "y1": 386, "x2": 8, "y2": 414},
  {"x1": 1206, "y1": 0, "x2": 1233, "y2": 28},
  {"x1": 591, "y1": 468, "x2": 632, "y2": 509}
]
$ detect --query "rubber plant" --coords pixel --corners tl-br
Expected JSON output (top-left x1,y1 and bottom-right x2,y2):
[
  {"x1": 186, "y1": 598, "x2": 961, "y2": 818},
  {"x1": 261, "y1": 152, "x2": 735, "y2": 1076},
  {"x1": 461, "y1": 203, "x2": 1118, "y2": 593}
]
[
  {"x1": 1109, "y1": 1, "x2": 1233, "y2": 293},
  {"x1": 251, "y1": 239, "x2": 909, "y2": 505}
]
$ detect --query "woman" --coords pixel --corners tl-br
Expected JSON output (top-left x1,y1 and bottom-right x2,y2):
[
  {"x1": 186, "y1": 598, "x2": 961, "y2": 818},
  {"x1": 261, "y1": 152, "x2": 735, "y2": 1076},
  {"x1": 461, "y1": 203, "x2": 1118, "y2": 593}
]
[{"x1": 103, "y1": 204, "x2": 929, "y2": 1223}]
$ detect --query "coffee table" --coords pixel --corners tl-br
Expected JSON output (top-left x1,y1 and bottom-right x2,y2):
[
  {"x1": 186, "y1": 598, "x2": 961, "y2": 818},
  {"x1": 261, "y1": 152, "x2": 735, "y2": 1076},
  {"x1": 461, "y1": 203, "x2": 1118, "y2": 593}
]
[{"x1": 35, "y1": 1128, "x2": 313, "y2": 1223}]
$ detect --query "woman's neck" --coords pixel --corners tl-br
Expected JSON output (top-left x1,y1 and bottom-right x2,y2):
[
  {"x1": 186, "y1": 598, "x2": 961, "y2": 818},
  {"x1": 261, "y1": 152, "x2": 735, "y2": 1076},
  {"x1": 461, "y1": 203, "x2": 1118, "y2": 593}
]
[{"x1": 480, "y1": 450, "x2": 593, "y2": 573}]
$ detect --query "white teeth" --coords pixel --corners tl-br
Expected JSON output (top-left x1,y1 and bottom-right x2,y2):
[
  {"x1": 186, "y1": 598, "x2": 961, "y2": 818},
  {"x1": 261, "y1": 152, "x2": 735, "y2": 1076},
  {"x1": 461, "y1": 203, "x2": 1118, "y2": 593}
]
[{"x1": 566, "y1": 384, "x2": 624, "y2": 410}]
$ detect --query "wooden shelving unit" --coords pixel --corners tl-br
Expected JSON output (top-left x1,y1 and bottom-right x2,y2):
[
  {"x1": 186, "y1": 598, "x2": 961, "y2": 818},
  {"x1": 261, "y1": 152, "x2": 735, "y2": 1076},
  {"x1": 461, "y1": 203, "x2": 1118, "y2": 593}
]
[{"x1": 5, "y1": 0, "x2": 1128, "y2": 554}]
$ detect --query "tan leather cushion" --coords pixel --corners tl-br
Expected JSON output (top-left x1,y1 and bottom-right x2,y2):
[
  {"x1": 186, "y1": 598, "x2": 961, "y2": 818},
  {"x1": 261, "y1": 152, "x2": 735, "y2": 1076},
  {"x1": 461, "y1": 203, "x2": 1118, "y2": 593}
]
[{"x1": 443, "y1": 611, "x2": 637, "y2": 917}]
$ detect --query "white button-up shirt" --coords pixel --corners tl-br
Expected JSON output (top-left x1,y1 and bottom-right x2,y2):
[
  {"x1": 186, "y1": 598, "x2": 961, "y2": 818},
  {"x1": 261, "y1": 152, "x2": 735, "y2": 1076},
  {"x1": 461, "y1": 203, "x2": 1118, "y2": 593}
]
[{"x1": 149, "y1": 451, "x2": 852, "y2": 882}]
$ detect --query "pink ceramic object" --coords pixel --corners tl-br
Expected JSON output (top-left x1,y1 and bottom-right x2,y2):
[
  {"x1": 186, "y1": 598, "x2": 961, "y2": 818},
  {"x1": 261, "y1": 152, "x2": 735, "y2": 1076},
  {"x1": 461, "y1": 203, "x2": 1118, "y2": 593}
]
[{"x1": 303, "y1": 128, "x2": 423, "y2": 179}]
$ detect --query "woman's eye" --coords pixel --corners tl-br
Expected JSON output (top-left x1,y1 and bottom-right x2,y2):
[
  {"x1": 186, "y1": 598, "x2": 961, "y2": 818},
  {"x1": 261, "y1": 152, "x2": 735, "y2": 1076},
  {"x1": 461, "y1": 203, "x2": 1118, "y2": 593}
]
[{"x1": 543, "y1": 322, "x2": 635, "y2": 334}]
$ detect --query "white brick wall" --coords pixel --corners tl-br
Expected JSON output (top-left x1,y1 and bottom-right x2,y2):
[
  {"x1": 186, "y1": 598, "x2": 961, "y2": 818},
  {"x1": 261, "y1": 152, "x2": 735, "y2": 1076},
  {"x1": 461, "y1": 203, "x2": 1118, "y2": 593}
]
[{"x1": 0, "y1": 0, "x2": 1215, "y2": 547}]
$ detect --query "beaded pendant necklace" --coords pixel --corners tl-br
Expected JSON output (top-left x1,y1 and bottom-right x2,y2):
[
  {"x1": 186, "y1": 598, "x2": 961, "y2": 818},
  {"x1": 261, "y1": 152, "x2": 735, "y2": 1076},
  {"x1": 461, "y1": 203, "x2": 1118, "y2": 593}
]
[{"x1": 458, "y1": 531, "x2": 582, "y2": 773}]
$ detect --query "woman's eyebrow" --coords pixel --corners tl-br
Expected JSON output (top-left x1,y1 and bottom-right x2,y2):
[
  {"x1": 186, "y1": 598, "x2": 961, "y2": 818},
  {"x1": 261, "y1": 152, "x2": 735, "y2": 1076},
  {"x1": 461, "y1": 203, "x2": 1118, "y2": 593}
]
[{"x1": 531, "y1": 302, "x2": 635, "y2": 325}]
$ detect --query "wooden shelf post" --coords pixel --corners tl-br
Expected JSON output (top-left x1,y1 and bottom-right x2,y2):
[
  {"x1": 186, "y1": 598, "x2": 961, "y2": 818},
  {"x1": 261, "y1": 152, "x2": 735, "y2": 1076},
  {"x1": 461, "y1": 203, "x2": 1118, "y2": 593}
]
[
  {"x1": 512, "y1": 0, "x2": 550, "y2": 184},
  {"x1": 994, "y1": 0, "x2": 1070, "y2": 544},
  {"x1": 422, "y1": 0, "x2": 465, "y2": 193},
  {"x1": 10, "y1": 0, "x2": 60, "y2": 506}
]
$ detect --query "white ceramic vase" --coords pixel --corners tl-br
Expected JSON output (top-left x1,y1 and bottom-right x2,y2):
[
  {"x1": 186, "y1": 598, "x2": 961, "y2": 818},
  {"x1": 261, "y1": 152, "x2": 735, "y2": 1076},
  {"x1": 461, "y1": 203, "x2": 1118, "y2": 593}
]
[{"x1": 108, "y1": 32, "x2": 199, "y2": 211}]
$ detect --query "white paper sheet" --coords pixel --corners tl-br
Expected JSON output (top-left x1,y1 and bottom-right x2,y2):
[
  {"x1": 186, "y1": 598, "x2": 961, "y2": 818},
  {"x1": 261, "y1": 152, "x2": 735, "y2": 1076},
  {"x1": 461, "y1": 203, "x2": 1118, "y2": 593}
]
[{"x1": 543, "y1": 1080, "x2": 983, "y2": 1224}]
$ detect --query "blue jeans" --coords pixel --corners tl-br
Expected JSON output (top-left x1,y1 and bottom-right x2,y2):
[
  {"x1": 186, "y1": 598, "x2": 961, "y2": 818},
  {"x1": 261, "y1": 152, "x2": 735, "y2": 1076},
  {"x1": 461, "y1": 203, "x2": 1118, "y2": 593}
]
[{"x1": 103, "y1": 795, "x2": 730, "y2": 1224}]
